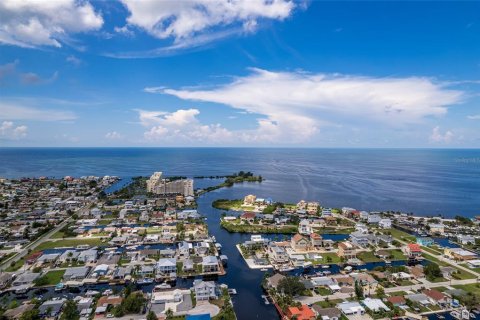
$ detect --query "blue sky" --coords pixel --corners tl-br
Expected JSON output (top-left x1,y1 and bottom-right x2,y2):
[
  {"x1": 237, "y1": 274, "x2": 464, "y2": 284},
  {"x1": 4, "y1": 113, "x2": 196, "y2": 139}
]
[{"x1": 0, "y1": 0, "x2": 479, "y2": 147}]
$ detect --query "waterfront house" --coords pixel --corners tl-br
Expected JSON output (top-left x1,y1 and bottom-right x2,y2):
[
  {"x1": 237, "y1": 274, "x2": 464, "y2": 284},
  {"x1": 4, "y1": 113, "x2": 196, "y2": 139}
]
[
  {"x1": 183, "y1": 259, "x2": 195, "y2": 272},
  {"x1": 240, "y1": 212, "x2": 256, "y2": 223},
  {"x1": 58, "y1": 250, "x2": 80, "y2": 264},
  {"x1": 95, "y1": 295, "x2": 123, "y2": 315},
  {"x1": 359, "y1": 211, "x2": 369, "y2": 221},
  {"x1": 192, "y1": 280, "x2": 219, "y2": 300},
  {"x1": 403, "y1": 243, "x2": 422, "y2": 258},
  {"x1": 92, "y1": 264, "x2": 109, "y2": 277},
  {"x1": 422, "y1": 289, "x2": 450, "y2": 305},
  {"x1": 310, "y1": 233, "x2": 323, "y2": 247},
  {"x1": 444, "y1": 247, "x2": 477, "y2": 261},
  {"x1": 355, "y1": 223, "x2": 369, "y2": 234},
  {"x1": 201, "y1": 256, "x2": 219, "y2": 273},
  {"x1": 378, "y1": 219, "x2": 392, "y2": 229},
  {"x1": 286, "y1": 305, "x2": 316, "y2": 320},
  {"x1": 291, "y1": 234, "x2": 310, "y2": 251},
  {"x1": 37, "y1": 253, "x2": 60, "y2": 265},
  {"x1": 350, "y1": 232, "x2": 375, "y2": 248},
  {"x1": 367, "y1": 214, "x2": 381, "y2": 224},
  {"x1": 178, "y1": 241, "x2": 193, "y2": 257},
  {"x1": 12, "y1": 272, "x2": 39, "y2": 287},
  {"x1": 268, "y1": 244, "x2": 289, "y2": 263},
  {"x1": 63, "y1": 266, "x2": 90, "y2": 281},
  {"x1": 377, "y1": 235, "x2": 393, "y2": 246},
  {"x1": 151, "y1": 288, "x2": 189, "y2": 305},
  {"x1": 3, "y1": 304, "x2": 34, "y2": 320},
  {"x1": 77, "y1": 249, "x2": 98, "y2": 263},
  {"x1": 0, "y1": 273, "x2": 13, "y2": 289},
  {"x1": 266, "y1": 273, "x2": 286, "y2": 289},
  {"x1": 457, "y1": 235, "x2": 476, "y2": 245},
  {"x1": 298, "y1": 219, "x2": 312, "y2": 235},
  {"x1": 39, "y1": 299, "x2": 66, "y2": 318},
  {"x1": 337, "y1": 242, "x2": 356, "y2": 259},
  {"x1": 156, "y1": 258, "x2": 177, "y2": 275}
]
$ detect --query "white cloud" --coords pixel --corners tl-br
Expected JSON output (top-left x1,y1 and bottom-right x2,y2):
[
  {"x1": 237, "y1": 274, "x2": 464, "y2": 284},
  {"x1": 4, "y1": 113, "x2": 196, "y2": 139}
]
[
  {"x1": 0, "y1": 121, "x2": 27, "y2": 139},
  {"x1": 137, "y1": 108, "x2": 233, "y2": 143},
  {"x1": 467, "y1": 114, "x2": 480, "y2": 120},
  {"x1": 429, "y1": 126, "x2": 454, "y2": 143},
  {"x1": 105, "y1": 131, "x2": 123, "y2": 140},
  {"x1": 0, "y1": 0, "x2": 103, "y2": 48},
  {"x1": 147, "y1": 68, "x2": 464, "y2": 143},
  {"x1": 118, "y1": 0, "x2": 295, "y2": 44},
  {"x1": 66, "y1": 55, "x2": 82, "y2": 66},
  {"x1": 0, "y1": 102, "x2": 76, "y2": 121}
]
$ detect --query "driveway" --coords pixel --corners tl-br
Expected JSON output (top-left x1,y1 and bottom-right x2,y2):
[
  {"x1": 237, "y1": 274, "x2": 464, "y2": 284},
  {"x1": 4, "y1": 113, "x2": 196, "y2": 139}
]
[{"x1": 187, "y1": 301, "x2": 220, "y2": 317}]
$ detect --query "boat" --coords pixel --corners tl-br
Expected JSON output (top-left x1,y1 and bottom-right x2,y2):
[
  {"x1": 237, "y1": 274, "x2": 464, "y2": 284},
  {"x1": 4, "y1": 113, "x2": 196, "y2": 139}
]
[
  {"x1": 126, "y1": 245, "x2": 138, "y2": 250},
  {"x1": 279, "y1": 266, "x2": 294, "y2": 272},
  {"x1": 321, "y1": 265, "x2": 330, "y2": 269},
  {"x1": 437, "y1": 315, "x2": 445, "y2": 319},
  {"x1": 136, "y1": 278, "x2": 154, "y2": 285},
  {"x1": 450, "y1": 311, "x2": 461, "y2": 320},
  {"x1": 261, "y1": 295, "x2": 269, "y2": 304},
  {"x1": 462, "y1": 309, "x2": 470, "y2": 319},
  {"x1": 154, "y1": 283, "x2": 172, "y2": 291},
  {"x1": 342, "y1": 266, "x2": 353, "y2": 274},
  {"x1": 228, "y1": 289, "x2": 237, "y2": 295},
  {"x1": 260, "y1": 268, "x2": 268, "y2": 272},
  {"x1": 54, "y1": 282, "x2": 65, "y2": 292},
  {"x1": 470, "y1": 312, "x2": 476, "y2": 319}
]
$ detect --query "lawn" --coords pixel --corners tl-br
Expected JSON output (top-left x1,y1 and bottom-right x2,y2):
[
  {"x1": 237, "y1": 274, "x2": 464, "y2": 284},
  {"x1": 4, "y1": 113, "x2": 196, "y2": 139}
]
[
  {"x1": 315, "y1": 287, "x2": 332, "y2": 296},
  {"x1": 389, "y1": 249, "x2": 407, "y2": 261},
  {"x1": 385, "y1": 228, "x2": 416, "y2": 242},
  {"x1": 358, "y1": 251, "x2": 382, "y2": 263},
  {"x1": 422, "y1": 246, "x2": 443, "y2": 255},
  {"x1": 40, "y1": 270, "x2": 65, "y2": 285},
  {"x1": 453, "y1": 283, "x2": 480, "y2": 296},
  {"x1": 314, "y1": 252, "x2": 341, "y2": 264},
  {"x1": 314, "y1": 299, "x2": 343, "y2": 308},
  {"x1": 422, "y1": 252, "x2": 476, "y2": 280},
  {"x1": 388, "y1": 291, "x2": 407, "y2": 296},
  {"x1": 36, "y1": 238, "x2": 104, "y2": 251},
  {"x1": 5, "y1": 258, "x2": 25, "y2": 272}
]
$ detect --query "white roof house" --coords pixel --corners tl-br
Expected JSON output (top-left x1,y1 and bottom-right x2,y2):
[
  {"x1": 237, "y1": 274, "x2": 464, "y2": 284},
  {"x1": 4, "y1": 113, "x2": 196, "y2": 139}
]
[
  {"x1": 362, "y1": 298, "x2": 390, "y2": 312},
  {"x1": 337, "y1": 302, "x2": 365, "y2": 315}
]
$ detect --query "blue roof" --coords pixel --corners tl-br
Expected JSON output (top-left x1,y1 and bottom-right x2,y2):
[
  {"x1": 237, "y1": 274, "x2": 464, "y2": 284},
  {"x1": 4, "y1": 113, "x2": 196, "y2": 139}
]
[{"x1": 186, "y1": 315, "x2": 211, "y2": 320}]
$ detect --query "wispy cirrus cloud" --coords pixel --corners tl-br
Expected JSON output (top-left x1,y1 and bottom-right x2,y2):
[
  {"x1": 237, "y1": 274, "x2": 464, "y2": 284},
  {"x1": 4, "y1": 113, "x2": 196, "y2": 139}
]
[
  {"x1": 467, "y1": 114, "x2": 480, "y2": 120},
  {"x1": 0, "y1": 101, "x2": 76, "y2": 121},
  {"x1": 107, "y1": 0, "x2": 298, "y2": 58},
  {"x1": 145, "y1": 68, "x2": 465, "y2": 143}
]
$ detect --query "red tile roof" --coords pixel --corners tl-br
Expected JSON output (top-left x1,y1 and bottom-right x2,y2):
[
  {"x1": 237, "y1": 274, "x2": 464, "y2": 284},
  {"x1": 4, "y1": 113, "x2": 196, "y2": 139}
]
[
  {"x1": 287, "y1": 305, "x2": 316, "y2": 320},
  {"x1": 407, "y1": 243, "x2": 422, "y2": 252}
]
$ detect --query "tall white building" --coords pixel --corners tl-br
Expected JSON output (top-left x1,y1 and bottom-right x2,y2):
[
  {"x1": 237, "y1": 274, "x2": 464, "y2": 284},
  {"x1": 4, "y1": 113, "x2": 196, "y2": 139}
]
[{"x1": 146, "y1": 172, "x2": 194, "y2": 196}]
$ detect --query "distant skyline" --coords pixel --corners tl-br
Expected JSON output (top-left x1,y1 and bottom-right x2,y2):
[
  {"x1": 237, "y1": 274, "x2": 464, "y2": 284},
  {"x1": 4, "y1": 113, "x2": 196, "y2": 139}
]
[{"x1": 0, "y1": 0, "x2": 479, "y2": 148}]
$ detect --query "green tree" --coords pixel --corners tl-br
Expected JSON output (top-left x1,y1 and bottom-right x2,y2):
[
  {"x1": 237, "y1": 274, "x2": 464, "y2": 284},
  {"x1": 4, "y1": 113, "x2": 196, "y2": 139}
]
[
  {"x1": 19, "y1": 310, "x2": 40, "y2": 320},
  {"x1": 354, "y1": 280, "x2": 364, "y2": 300},
  {"x1": 165, "y1": 308, "x2": 174, "y2": 320},
  {"x1": 375, "y1": 286, "x2": 385, "y2": 298},
  {"x1": 277, "y1": 276, "x2": 306, "y2": 296},
  {"x1": 60, "y1": 300, "x2": 79, "y2": 320},
  {"x1": 424, "y1": 263, "x2": 442, "y2": 281},
  {"x1": 146, "y1": 311, "x2": 158, "y2": 320}
]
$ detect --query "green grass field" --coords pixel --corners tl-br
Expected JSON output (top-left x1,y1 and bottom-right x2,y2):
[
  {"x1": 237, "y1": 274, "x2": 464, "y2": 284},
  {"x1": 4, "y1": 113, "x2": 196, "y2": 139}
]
[
  {"x1": 41, "y1": 270, "x2": 65, "y2": 285},
  {"x1": 358, "y1": 251, "x2": 382, "y2": 263},
  {"x1": 386, "y1": 228, "x2": 416, "y2": 242},
  {"x1": 36, "y1": 238, "x2": 104, "y2": 251}
]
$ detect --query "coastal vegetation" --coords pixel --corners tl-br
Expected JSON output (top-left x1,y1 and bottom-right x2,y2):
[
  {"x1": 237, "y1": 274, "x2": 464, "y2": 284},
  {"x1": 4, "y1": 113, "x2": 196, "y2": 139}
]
[
  {"x1": 198, "y1": 171, "x2": 263, "y2": 195},
  {"x1": 112, "y1": 176, "x2": 148, "y2": 199}
]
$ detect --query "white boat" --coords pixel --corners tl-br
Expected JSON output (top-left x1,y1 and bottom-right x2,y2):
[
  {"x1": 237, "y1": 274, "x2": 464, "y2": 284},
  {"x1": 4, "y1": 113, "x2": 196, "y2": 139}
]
[
  {"x1": 260, "y1": 268, "x2": 268, "y2": 272},
  {"x1": 470, "y1": 312, "x2": 475, "y2": 319},
  {"x1": 462, "y1": 309, "x2": 470, "y2": 319},
  {"x1": 279, "y1": 266, "x2": 294, "y2": 272},
  {"x1": 450, "y1": 311, "x2": 461, "y2": 320},
  {"x1": 228, "y1": 289, "x2": 237, "y2": 295},
  {"x1": 137, "y1": 278, "x2": 154, "y2": 285},
  {"x1": 126, "y1": 245, "x2": 138, "y2": 250},
  {"x1": 154, "y1": 283, "x2": 172, "y2": 291},
  {"x1": 321, "y1": 265, "x2": 330, "y2": 269}
]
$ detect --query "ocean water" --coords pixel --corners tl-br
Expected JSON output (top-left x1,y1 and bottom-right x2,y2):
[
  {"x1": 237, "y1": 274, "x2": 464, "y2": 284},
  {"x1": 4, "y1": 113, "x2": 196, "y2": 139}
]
[{"x1": 1, "y1": 148, "x2": 479, "y2": 217}]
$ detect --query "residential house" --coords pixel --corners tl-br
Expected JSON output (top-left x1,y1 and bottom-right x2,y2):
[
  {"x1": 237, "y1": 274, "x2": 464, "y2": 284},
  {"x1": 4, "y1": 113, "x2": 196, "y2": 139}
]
[
  {"x1": 378, "y1": 219, "x2": 392, "y2": 229},
  {"x1": 350, "y1": 232, "x2": 375, "y2": 248},
  {"x1": 286, "y1": 305, "x2": 316, "y2": 320},
  {"x1": 337, "y1": 302, "x2": 365, "y2": 315},
  {"x1": 63, "y1": 266, "x2": 90, "y2": 281},
  {"x1": 265, "y1": 273, "x2": 286, "y2": 289},
  {"x1": 240, "y1": 212, "x2": 256, "y2": 223},
  {"x1": 95, "y1": 296, "x2": 123, "y2": 315},
  {"x1": 337, "y1": 242, "x2": 356, "y2": 259},
  {"x1": 156, "y1": 258, "x2": 177, "y2": 275},
  {"x1": 387, "y1": 296, "x2": 406, "y2": 307},
  {"x1": 423, "y1": 289, "x2": 451, "y2": 305},
  {"x1": 429, "y1": 224, "x2": 445, "y2": 235},
  {"x1": 201, "y1": 256, "x2": 219, "y2": 273},
  {"x1": 444, "y1": 248, "x2": 477, "y2": 261},
  {"x1": 268, "y1": 244, "x2": 289, "y2": 264},
  {"x1": 416, "y1": 237, "x2": 434, "y2": 247},
  {"x1": 403, "y1": 244, "x2": 422, "y2": 258},
  {"x1": 298, "y1": 219, "x2": 312, "y2": 235},
  {"x1": 367, "y1": 214, "x2": 381, "y2": 224},
  {"x1": 192, "y1": 280, "x2": 218, "y2": 300},
  {"x1": 310, "y1": 233, "x2": 323, "y2": 247},
  {"x1": 311, "y1": 306, "x2": 341, "y2": 320},
  {"x1": 362, "y1": 298, "x2": 390, "y2": 313},
  {"x1": 291, "y1": 234, "x2": 310, "y2": 251},
  {"x1": 457, "y1": 235, "x2": 476, "y2": 245},
  {"x1": 39, "y1": 299, "x2": 66, "y2": 318}
]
